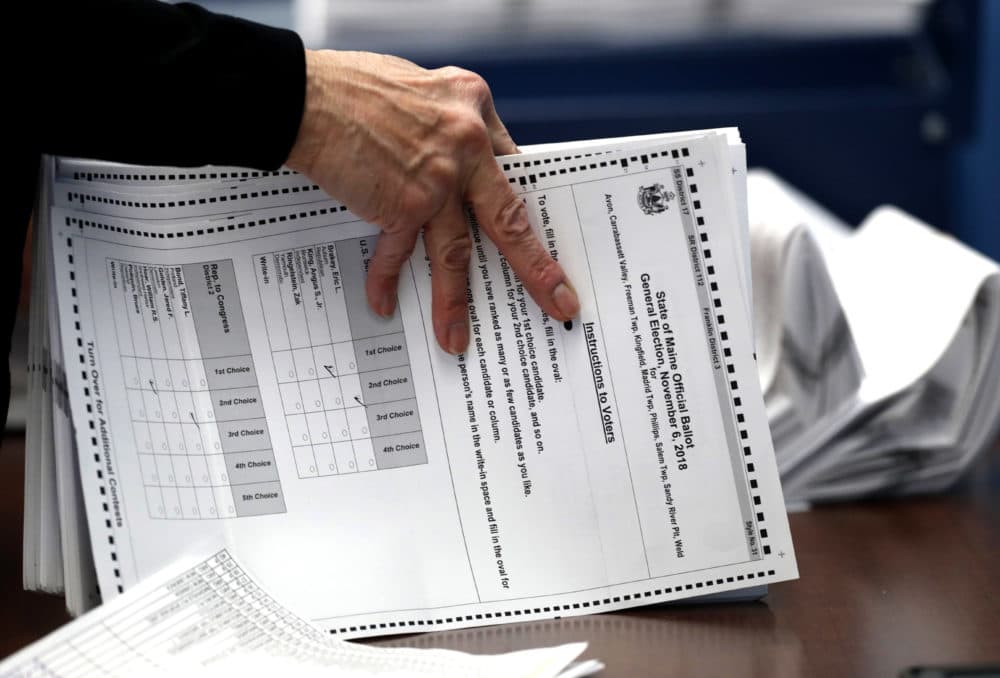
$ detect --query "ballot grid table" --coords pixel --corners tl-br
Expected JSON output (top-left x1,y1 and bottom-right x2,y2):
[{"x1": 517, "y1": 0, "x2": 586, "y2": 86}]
[
  {"x1": 109, "y1": 258, "x2": 286, "y2": 520},
  {"x1": 253, "y1": 237, "x2": 428, "y2": 479}
]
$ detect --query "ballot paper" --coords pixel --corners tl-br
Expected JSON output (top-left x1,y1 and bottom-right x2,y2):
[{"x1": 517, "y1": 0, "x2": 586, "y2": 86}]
[
  {"x1": 22, "y1": 130, "x2": 797, "y2": 634},
  {"x1": 0, "y1": 547, "x2": 599, "y2": 677},
  {"x1": 748, "y1": 171, "x2": 1000, "y2": 504}
]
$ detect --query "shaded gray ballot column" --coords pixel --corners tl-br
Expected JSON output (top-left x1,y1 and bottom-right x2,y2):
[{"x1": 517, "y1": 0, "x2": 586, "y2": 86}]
[
  {"x1": 338, "y1": 237, "x2": 427, "y2": 470},
  {"x1": 182, "y1": 260, "x2": 286, "y2": 516},
  {"x1": 669, "y1": 166, "x2": 756, "y2": 559}
]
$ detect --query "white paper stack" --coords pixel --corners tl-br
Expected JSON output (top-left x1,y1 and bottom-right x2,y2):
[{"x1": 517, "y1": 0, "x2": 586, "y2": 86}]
[
  {"x1": 19, "y1": 127, "x2": 797, "y2": 650},
  {"x1": 22, "y1": 170, "x2": 100, "y2": 614},
  {"x1": 748, "y1": 171, "x2": 1000, "y2": 505}
]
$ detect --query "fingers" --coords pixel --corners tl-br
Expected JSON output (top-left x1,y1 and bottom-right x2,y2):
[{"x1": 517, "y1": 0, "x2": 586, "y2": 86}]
[
  {"x1": 467, "y1": 161, "x2": 580, "y2": 322},
  {"x1": 424, "y1": 201, "x2": 475, "y2": 355},
  {"x1": 366, "y1": 227, "x2": 420, "y2": 318}
]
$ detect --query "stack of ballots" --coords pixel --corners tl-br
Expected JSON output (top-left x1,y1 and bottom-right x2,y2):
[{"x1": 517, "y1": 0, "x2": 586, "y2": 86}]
[
  {"x1": 20, "y1": 124, "x2": 798, "y2": 656},
  {"x1": 748, "y1": 171, "x2": 1000, "y2": 507}
]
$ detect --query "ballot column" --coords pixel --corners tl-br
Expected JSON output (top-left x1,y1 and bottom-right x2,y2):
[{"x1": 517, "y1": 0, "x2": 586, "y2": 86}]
[
  {"x1": 183, "y1": 260, "x2": 286, "y2": 516},
  {"x1": 338, "y1": 237, "x2": 428, "y2": 470}
]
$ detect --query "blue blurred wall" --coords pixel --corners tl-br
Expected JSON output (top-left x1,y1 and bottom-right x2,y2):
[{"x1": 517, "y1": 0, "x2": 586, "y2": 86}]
[{"x1": 953, "y1": 0, "x2": 999, "y2": 258}]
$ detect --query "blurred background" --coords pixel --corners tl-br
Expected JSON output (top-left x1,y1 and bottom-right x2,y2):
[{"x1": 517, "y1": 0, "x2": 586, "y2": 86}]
[{"x1": 204, "y1": 0, "x2": 998, "y2": 257}]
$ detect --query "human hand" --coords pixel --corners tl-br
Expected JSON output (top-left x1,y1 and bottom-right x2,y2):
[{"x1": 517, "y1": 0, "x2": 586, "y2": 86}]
[{"x1": 285, "y1": 49, "x2": 579, "y2": 355}]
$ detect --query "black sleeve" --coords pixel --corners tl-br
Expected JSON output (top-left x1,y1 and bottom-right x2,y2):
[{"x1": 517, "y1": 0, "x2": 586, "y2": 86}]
[
  {"x1": 23, "y1": 0, "x2": 307, "y2": 170},
  {"x1": 1, "y1": 1, "x2": 307, "y2": 432}
]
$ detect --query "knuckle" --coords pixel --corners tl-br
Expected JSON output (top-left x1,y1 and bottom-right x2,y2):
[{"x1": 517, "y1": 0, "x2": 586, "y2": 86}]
[
  {"x1": 423, "y1": 155, "x2": 459, "y2": 189},
  {"x1": 447, "y1": 110, "x2": 489, "y2": 151},
  {"x1": 434, "y1": 284, "x2": 471, "y2": 326},
  {"x1": 444, "y1": 65, "x2": 471, "y2": 84},
  {"x1": 438, "y1": 282, "x2": 472, "y2": 322},
  {"x1": 435, "y1": 235, "x2": 473, "y2": 274},
  {"x1": 440, "y1": 65, "x2": 489, "y2": 93},
  {"x1": 461, "y1": 70, "x2": 491, "y2": 100},
  {"x1": 437, "y1": 289, "x2": 468, "y2": 319},
  {"x1": 372, "y1": 245, "x2": 409, "y2": 276},
  {"x1": 491, "y1": 195, "x2": 532, "y2": 242},
  {"x1": 392, "y1": 184, "x2": 435, "y2": 226},
  {"x1": 526, "y1": 251, "x2": 562, "y2": 288},
  {"x1": 436, "y1": 65, "x2": 464, "y2": 80}
]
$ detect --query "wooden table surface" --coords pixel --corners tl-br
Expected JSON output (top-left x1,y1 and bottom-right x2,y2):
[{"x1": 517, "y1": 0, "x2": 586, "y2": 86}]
[{"x1": 2, "y1": 433, "x2": 999, "y2": 677}]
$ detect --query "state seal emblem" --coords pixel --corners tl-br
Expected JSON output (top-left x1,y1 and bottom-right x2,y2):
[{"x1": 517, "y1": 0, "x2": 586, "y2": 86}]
[{"x1": 637, "y1": 183, "x2": 675, "y2": 215}]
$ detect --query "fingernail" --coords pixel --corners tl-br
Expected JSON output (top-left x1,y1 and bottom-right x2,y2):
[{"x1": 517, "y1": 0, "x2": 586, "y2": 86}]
[
  {"x1": 446, "y1": 321, "x2": 469, "y2": 355},
  {"x1": 378, "y1": 292, "x2": 396, "y2": 318},
  {"x1": 552, "y1": 281, "x2": 580, "y2": 319}
]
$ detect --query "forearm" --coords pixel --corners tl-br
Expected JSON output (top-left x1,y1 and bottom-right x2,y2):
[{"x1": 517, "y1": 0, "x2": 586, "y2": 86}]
[{"x1": 26, "y1": 0, "x2": 306, "y2": 169}]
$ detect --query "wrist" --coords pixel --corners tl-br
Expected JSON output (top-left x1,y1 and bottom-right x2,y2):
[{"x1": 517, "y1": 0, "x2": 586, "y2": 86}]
[{"x1": 286, "y1": 49, "x2": 327, "y2": 174}]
